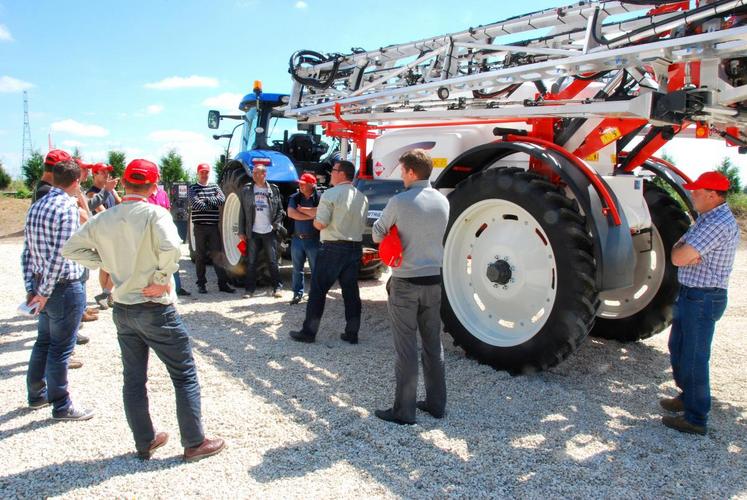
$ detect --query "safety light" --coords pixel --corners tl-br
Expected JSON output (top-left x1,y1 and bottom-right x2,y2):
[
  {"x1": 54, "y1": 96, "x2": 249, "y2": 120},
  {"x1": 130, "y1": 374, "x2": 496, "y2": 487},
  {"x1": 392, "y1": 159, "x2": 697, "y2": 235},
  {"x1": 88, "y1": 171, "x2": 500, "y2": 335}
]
[
  {"x1": 253, "y1": 80, "x2": 263, "y2": 93},
  {"x1": 695, "y1": 122, "x2": 709, "y2": 138},
  {"x1": 251, "y1": 157, "x2": 272, "y2": 167}
]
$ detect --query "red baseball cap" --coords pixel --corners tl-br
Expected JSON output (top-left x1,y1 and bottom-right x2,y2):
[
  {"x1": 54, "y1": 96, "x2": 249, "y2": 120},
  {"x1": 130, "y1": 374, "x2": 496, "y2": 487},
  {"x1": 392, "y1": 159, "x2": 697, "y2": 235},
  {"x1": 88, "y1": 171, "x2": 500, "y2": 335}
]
[
  {"x1": 91, "y1": 163, "x2": 114, "y2": 175},
  {"x1": 379, "y1": 225, "x2": 403, "y2": 268},
  {"x1": 45, "y1": 149, "x2": 72, "y2": 166},
  {"x1": 197, "y1": 163, "x2": 211, "y2": 173},
  {"x1": 299, "y1": 173, "x2": 317, "y2": 185},
  {"x1": 683, "y1": 171, "x2": 731, "y2": 192},
  {"x1": 74, "y1": 158, "x2": 92, "y2": 170},
  {"x1": 124, "y1": 159, "x2": 159, "y2": 184}
]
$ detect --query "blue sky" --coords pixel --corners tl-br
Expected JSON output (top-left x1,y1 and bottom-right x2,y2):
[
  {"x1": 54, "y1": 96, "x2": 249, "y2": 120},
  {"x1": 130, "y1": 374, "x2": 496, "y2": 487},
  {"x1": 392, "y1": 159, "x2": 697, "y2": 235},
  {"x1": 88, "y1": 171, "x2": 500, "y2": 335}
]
[{"x1": 1, "y1": 0, "x2": 745, "y2": 181}]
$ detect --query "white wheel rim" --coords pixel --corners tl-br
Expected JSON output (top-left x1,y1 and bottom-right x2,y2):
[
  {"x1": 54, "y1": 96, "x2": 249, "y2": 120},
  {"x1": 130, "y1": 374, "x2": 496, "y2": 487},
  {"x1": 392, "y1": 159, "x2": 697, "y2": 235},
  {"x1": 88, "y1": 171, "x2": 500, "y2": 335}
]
[
  {"x1": 597, "y1": 226, "x2": 666, "y2": 319},
  {"x1": 189, "y1": 217, "x2": 196, "y2": 253},
  {"x1": 443, "y1": 199, "x2": 557, "y2": 347},
  {"x1": 222, "y1": 192, "x2": 242, "y2": 267}
]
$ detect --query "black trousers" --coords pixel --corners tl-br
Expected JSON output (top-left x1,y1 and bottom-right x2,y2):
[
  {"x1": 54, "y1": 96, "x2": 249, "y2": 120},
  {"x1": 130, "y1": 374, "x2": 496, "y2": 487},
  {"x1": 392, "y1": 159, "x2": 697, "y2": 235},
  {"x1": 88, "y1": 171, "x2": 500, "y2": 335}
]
[
  {"x1": 302, "y1": 241, "x2": 362, "y2": 337},
  {"x1": 245, "y1": 231, "x2": 281, "y2": 292},
  {"x1": 193, "y1": 224, "x2": 228, "y2": 287}
]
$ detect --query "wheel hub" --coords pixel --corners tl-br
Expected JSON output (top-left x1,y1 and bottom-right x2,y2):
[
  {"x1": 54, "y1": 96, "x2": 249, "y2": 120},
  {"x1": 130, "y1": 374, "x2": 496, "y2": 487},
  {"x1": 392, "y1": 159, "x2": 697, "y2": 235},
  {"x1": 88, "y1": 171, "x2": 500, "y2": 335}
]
[{"x1": 487, "y1": 259, "x2": 512, "y2": 285}]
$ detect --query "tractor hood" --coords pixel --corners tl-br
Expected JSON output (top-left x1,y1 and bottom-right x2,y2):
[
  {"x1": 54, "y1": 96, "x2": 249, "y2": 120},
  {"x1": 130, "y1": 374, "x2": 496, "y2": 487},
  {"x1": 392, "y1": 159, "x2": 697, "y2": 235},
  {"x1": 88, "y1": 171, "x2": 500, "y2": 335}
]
[{"x1": 234, "y1": 149, "x2": 299, "y2": 184}]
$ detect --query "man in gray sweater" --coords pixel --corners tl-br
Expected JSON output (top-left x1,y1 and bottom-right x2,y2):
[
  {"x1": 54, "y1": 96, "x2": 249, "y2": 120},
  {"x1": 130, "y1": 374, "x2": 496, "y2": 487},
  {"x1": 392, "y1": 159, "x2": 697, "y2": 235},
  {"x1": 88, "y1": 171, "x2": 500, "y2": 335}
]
[{"x1": 372, "y1": 149, "x2": 449, "y2": 425}]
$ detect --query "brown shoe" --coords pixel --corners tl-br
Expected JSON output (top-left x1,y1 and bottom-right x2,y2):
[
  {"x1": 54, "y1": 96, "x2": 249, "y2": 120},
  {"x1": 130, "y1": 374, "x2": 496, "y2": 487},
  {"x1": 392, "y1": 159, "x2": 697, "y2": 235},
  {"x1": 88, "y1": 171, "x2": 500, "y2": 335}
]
[
  {"x1": 69, "y1": 358, "x2": 83, "y2": 369},
  {"x1": 81, "y1": 311, "x2": 98, "y2": 322},
  {"x1": 184, "y1": 437, "x2": 225, "y2": 463},
  {"x1": 662, "y1": 415, "x2": 706, "y2": 435},
  {"x1": 137, "y1": 432, "x2": 169, "y2": 460},
  {"x1": 85, "y1": 307, "x2": 99, "y2": 316},
  {"x1": 660, "y1": 397, "x2": 684, "y2": 413}
]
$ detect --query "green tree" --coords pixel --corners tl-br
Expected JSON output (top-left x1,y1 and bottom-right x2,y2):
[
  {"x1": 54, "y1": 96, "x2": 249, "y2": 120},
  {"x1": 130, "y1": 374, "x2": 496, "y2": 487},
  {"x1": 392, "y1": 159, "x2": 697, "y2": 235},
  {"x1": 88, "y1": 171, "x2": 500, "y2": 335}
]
[
  {"x1": 0, "y1": 160, "x2": 11, "y2": 190},
  {"x1": 159, "y1": 149, "x2": 190, "y2": 189},
  {"x1": 71, "y1": 147, "x2": 82, "y2": 161},
  {"x1": 716, "y1": 157, "x2": 742, "y2": 194},
  {"x1": 107, "y1": 150, "x2": 127, "y2": 180},
  {"x1": 22, "y1": 151, "x2": 44, "y2": 189},
  {"x1": 214, "y1": 154, "x2": 227, "y2": 184}
]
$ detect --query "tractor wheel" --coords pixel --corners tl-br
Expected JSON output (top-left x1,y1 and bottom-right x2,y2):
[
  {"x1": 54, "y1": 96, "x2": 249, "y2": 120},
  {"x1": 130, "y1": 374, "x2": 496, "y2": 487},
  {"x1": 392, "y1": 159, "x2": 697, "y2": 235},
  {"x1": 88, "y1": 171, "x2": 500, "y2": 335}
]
[
  {"x1": 590, "y1": 182, "x2": 689, "y2": 342},
  {"x1": 218, "y1": 164, "x2": 279, "y2": 287},
  {"x1": 188, "y1": 214, "x2": 196, "y2": 262},
  {"x1": 441, "y1": 167, "x2": 598, "y2": 374}
]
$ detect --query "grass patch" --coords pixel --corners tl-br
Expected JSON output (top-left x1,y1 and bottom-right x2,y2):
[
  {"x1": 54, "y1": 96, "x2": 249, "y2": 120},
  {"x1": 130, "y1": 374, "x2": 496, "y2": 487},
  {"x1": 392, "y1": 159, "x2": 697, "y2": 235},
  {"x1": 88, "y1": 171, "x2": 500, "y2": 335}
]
[{"x1": 728, "y1": 192, "x2": 747, "y2": 218}]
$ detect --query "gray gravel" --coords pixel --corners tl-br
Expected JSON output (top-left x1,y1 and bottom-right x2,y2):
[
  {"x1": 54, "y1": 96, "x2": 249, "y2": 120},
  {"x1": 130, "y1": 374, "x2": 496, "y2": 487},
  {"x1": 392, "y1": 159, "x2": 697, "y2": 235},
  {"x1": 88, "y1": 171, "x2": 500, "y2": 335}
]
[{"x1": 1, "y1": 237, "x2": 746, "y2": 498}]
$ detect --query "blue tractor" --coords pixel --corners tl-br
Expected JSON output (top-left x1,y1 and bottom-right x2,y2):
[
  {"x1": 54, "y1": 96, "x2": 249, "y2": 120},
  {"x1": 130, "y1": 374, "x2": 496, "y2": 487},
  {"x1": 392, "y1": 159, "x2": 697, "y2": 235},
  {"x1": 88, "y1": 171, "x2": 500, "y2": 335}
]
[{"x1": 204, "y1": 83, "x2": 384, "y2": 285}]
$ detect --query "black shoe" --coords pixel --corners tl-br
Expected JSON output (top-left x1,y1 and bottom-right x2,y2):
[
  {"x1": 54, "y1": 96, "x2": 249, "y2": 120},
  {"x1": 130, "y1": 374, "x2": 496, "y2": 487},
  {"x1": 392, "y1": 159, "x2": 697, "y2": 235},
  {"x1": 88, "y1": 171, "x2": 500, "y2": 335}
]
[
  {"x1": 176, "y1": 288, "x2": 191, "y2": 297},
  {"x1": 94, "y1": 292, "x2": 109, "y2": 310},
  {"x1": 219, "y1": 284, "x2": 235, "y2": 294},
  {"x1": 417, "y1": 400, "x2": 446, "y2": 419},
  {"x1": 29, "y1": 399, "x2": 50, "y2": 410},
  {"x1": 290, "y1": 293, "x2": 302, "y2": 305},
  {"x1": 289, "y1": 330, "x2": 315, "y2": 343},
  {"x1": 374, "y1": 408, "x2": 415, "y2": 425},
  {"x1": 340, "y1": 332, "x2": 358, "y2": 344},
  {"x1": 198, "y1": 285, "x2": 208, "y2": 294},
  {"x1": 76, "y1": 334, "x2": 90, "y2": 345}
]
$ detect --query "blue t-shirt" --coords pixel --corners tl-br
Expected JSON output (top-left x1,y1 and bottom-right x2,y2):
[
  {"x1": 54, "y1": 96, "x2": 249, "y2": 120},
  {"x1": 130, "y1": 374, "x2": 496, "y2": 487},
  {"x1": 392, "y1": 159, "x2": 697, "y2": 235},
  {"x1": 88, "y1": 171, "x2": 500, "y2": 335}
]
[{"x1": 288, "y1": 189, "x2": 320, "y2": 237}]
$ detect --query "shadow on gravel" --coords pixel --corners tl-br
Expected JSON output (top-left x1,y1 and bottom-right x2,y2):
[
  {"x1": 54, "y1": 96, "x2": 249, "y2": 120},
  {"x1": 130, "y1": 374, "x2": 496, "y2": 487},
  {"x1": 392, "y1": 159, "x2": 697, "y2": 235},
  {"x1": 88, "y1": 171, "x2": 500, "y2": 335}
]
[
  {"x1": 177, "y1": 256, "x2": 747, "y2": 496},
  {"x1": 0, "y1": 454, "x2": 182, "y2": 497}
]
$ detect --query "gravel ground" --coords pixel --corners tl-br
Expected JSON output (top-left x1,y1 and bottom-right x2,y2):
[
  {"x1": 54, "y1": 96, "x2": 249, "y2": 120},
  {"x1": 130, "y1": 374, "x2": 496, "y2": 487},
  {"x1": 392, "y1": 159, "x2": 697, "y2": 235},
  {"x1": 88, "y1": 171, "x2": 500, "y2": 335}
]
[{"x1": 1, "y1": 238, "x2": 745, "y2": 498}]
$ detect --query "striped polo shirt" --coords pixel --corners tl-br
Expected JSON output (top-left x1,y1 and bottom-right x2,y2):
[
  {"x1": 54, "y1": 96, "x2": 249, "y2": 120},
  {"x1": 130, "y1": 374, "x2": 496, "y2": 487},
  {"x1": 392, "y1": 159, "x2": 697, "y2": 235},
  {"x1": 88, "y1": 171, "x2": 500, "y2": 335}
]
[{"x1": 188, "y1": 182, "x2": 225, "y2": 226}]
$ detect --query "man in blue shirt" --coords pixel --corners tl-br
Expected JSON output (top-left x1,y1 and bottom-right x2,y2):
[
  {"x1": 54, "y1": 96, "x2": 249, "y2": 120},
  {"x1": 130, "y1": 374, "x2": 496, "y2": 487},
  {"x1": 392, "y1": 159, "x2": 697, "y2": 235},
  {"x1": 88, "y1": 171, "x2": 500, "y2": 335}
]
[
  {"x1": 287, "y1": 173, "x2": 320, "y2": 305},
  {"x1": 663, "y1": 171, "x2": 740, "y2": 435},
  {"x1": 22, "y1": 159, "x2": 94, "y2": 421}
]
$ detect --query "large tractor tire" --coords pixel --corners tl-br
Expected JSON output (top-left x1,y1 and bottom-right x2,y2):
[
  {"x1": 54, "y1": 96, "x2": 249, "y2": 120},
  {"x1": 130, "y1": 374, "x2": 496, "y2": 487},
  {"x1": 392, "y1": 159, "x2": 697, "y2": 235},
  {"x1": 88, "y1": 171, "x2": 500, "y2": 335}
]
[
  {"x1": 217, "y1": 164, "x2": 280, "y2": 287},
  {"x1": 441, "y1": 167, "x2": 598, "y2": 374},
  {"x1": 590, "y1": 182, "x2": 690, "y2": 342}
]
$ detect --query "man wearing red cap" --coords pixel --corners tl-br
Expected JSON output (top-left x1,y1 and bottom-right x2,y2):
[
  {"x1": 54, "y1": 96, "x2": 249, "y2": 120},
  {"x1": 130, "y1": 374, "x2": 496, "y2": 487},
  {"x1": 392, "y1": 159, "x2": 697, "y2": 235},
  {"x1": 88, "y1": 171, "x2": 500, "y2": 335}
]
[
  {"x1": 189, "y1": 163, "x2": 234, "y2": 294},
  {"x1": 86, "y1": 162, "x2": 120, "y2": 309},
  {"x1": 63, "y1": 159, "x2": 225, "y2": 462},
  {"x1": 33, "y1": 149, "x2": 71, "y2": 203},
  {"x1": 661, "y1": 170, "x2": 740, "y2": 435},
  {"x1": 287, "y1": 172, "x2": 321, "y2": 304}
]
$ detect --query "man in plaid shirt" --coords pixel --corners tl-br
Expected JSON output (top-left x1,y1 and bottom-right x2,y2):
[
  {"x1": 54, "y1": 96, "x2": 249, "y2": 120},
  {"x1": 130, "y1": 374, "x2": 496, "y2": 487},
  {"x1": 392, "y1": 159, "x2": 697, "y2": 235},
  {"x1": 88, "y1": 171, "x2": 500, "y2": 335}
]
[
  {"x1": 22, "y1": 159, "x2": 94, "y2": 421},
  {"x1": 661, "y1": 171, "x2": 740, "y2": 435}
]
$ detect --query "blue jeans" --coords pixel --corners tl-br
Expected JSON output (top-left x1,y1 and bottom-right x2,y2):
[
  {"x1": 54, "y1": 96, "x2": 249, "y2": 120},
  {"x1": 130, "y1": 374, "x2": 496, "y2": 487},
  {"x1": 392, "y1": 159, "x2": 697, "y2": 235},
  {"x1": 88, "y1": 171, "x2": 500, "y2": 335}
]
[
  {"x1": 27, "y1": 280, "x2": 86, "y2": 414},
  {"x1": 291, "y1": 236, "x2": 320, "y2": 295},
  {"x1": 174, "y1": 269, "x2": 182, "y2": 291},
  {"x1": 112, "y1": 302, "x2": 205, "y2": 451},
  {"x1": 668, "y1": 285, "x2": 728, "y2": 427},
  {"x1": 302, "y1": 242, "x2": 362, "y2": 337}
]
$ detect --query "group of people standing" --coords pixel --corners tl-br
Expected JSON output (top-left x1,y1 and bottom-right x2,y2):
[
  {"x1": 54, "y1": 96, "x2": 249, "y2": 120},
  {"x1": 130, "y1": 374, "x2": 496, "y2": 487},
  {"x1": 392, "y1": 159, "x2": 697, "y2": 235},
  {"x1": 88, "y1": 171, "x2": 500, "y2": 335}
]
[{"x1": 19, "y1": 142, "x2": 741, "y2": 471}]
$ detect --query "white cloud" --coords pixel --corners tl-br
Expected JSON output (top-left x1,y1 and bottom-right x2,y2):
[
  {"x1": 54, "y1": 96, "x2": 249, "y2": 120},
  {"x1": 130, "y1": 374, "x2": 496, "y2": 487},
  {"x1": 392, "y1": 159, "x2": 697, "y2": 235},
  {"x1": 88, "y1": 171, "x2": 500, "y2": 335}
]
[
  {"x1": 0, "y1": 24, "x2": 12, "y2": 41},
  {"x1": 144, "y1": 75, "x2": 219, "y2": 90},
  {"x1": 0, "y1": 75, "x2": 34, "y2": 92},
  {"x1": 201, "y1": 92, "x2": 243, "y2": 110},
  {"x1": 148, "y1": 129, "x2": 222, "y2": 174},
  {"x1": 294, "y1": 0, "x2": 308, "y2": 8},
  {"x1": 149, "y1": 130, "x2": 205, "y2": 143},
  {"x1": 145, "y1": 104, "x2": 164, "y2": 115},
  {"x1": 61, "y1": 140, "x2": 85, "y2": 148},
  {"x1": 51, "y1": 119, "x2": 109, "y2": 137}
]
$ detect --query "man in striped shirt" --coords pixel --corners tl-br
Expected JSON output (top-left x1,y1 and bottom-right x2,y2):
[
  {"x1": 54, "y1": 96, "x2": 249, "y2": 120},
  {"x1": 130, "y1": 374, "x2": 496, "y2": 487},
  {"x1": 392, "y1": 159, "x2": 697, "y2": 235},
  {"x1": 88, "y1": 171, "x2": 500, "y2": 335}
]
[
  {"x1": 188, "y1": 163, "x2": 234, "y2": 294},
  {"x1": 662, "y1": 171, "x2": 740, "y2": 435},
  {"x1": 22, "y1": 159, "x2": 94, "y2": 421}
]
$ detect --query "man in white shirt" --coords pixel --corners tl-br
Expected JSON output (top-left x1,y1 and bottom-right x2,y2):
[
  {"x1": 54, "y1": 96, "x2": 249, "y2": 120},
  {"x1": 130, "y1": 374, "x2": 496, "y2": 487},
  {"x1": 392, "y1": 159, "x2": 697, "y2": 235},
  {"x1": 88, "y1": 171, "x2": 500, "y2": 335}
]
[
  {"x1": 63, "y1": 159, "x2": 225, "y2": 462},
  {"x1": 238, "y1": 164, "x2": 285, "y2": 297}
]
